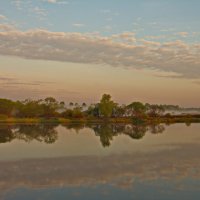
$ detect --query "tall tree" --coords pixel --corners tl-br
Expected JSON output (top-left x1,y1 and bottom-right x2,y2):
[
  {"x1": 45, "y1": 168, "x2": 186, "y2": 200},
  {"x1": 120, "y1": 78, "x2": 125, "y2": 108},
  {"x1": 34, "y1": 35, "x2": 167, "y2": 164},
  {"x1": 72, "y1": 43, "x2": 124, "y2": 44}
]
[{"x1": 99, "y1": 94, "x2": 117, "y2": 118}]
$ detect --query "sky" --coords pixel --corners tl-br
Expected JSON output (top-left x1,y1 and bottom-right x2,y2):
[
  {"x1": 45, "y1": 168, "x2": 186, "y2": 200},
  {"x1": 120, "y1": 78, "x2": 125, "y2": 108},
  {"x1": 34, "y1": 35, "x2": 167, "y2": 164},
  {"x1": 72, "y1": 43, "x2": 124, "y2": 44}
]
[{"x1": 0, "y1": 0, "x2": 200, "y2": 106}]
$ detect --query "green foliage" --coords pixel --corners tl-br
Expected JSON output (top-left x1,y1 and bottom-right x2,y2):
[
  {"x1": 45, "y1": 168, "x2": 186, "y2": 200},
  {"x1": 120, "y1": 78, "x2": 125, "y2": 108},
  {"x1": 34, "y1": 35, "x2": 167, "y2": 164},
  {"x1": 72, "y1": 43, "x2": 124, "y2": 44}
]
[
  {"x1": 61, "y1": 109, "x2": 73, "y2": 118},
  {"x1": 127, "y1": 102, "x2": 146, "y2": 117},
  {"x1": 86, "y1": 104, "x2": 99, "y2": 117},
  {"x1": 16, "y1": 99, "x2": 44, "y2": 117},
  {"x1": 113, "y1": 105, "x2": 126, "y2": 117},
  {"x1": 0, "y1": 99, "x2": 15, "y2": 116},
  {"x1": 72, "y1": 107, "x2": 84, "y2": 118},
  {"x1": 0, "y1": 95, "x2": 197, "y2": 121},
  {"x1": 99, "y1": 94, "x2": 117, "y2": 118}
]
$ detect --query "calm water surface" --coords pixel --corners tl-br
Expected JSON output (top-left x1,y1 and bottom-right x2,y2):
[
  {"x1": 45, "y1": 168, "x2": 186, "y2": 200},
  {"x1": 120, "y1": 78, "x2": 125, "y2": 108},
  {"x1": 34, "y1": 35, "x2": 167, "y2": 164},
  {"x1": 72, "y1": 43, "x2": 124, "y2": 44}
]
[{"x1": 0, "y1": 123, "x2": 200, "y2": 200}]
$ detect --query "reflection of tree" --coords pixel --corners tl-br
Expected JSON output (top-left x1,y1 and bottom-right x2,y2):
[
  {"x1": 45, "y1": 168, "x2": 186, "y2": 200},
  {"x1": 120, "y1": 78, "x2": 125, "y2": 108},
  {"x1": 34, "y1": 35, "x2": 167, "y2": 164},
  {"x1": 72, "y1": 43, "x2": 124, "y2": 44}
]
[
  {"x1": 92, "y1": 124, "x2": 119, "y2": 147},
  {"x1": 14, "y1": 124, "x2": 58, "y2": 144},
  {"x1": 123, "y1": 125, "x2": 147, "y2": 139},
  {"x1": 62, "y1": 123, "x2": 85, "y2": 133},
  {"x1": 0, "y1": 125, "x2": 15, "y2": 143},
  {"x1": 185, "y1": 121, "x2": 191, "y2": 127},
  {"x1": 0, "y1": 124, "x2": 58, "y2": 144},
  {"x1": 149, "y1": 124, "x2": 165, "y2": 134},
  {"x1": 0, "y1": 123, "x2": 166, "y2": 146},
  {"x1": 90, "y1": 123, "x2": 166, "y2": 147}
]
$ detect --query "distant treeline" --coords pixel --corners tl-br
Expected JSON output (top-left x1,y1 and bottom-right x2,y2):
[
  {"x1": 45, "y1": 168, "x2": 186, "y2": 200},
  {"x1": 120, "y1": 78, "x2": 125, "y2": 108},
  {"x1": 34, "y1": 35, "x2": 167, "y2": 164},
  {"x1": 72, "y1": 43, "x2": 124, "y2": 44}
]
[{"x1": 0, "y1": 94, "x2": 199, "y2": 119}]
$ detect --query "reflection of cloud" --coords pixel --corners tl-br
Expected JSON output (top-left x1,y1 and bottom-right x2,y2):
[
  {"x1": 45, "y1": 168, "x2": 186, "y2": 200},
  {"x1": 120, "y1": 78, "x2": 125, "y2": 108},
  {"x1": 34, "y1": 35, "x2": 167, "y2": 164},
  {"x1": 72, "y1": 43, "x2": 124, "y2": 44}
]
[
  {"x1": 193, "y1": 80, "x2": 200, "y2": 85},
  {"x1": 0, "y1": 143, "x2": 200, "y2": 196},
  {"x1": 1, "y1": 27, "x2": 200, "y2": 79}
]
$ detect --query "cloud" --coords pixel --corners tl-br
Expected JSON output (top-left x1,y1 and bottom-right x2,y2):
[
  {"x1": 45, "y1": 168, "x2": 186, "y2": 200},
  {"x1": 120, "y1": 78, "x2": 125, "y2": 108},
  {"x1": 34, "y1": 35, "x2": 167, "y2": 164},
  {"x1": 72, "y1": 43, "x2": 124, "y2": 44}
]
[
  {"x1": 43, "y1": 0, "x2": 68, "y2": 4},
  {"x1": 33, "y1": 7, "x2": 47, "y2": 17},
  {"x1": 11, "y1": 0, "x2": 23, "y2": 10},
  {"x1": 0, "y1": 75, "x2": 79, "y2": 100},
  {"x1": 100, "y1": 9, "x2": 111, "y2": 14},
  {"x1": 2, "y1": 82, "x2": 41, "y2": 86},
  {"x1": 0, "y1": 27, "x2": 200, "y2": 79},
  {"x1": 11, "y1": 1, "x2": 48, "y2": 20},
  {"x1": 104, "y1": 25, "x2": 112, "y2": 31},
  {"x1": 0, "y1": 75, "x2": 54, "y2": 87},
  {"x1": 45, "y1": 0, "x2": 57, "y2": 3},
  {"x1": 175, "y1": 32, "x2": 189, "y2": 38},
  {"x1": 145, "y1": 35, "x2": 167, "y2": 40},
  {"x1": 0, "y1": 24, "x2": 16, "y2": 31},
  {"x1": 0, "y1": 15, "x2": 7, "y2": 20},
  {"x1": 72, "y1": 23, "x2": 85, "y2": 27}
]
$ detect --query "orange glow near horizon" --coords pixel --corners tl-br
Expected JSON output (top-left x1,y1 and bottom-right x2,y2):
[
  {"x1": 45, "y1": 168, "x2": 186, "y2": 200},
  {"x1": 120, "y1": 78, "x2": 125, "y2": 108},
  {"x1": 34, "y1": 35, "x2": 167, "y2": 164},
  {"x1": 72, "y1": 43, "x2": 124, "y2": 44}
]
[{"x1": 0, "y1": 56, "x2": 199, "y2": 107}]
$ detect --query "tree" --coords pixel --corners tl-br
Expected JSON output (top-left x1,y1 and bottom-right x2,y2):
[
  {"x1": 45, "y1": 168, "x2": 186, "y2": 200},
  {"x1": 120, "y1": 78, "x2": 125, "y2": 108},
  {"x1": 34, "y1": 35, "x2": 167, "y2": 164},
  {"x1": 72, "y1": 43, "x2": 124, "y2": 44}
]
[
  {"x1": 0, "y1": 99, "x2": 15, "y2": 117},
  {"x1": 86, "y1": 104, "x2": 100, "y2": 117},
  {"x1": 99, "y1": 94, "x2": 117, "y2": 118},
  {"x1": 17, "y1": 99, "x2": 44, "y2": 118},
  {"x1": 126, "y1": 102, "x2": 146, "y2": 117},
  {"x1": 146, "y1": 104, "x2": 165, "y2": 117},
  {"x1": 82, "y1": 102, "x2": 87, "y2": 107},
  {"x1": 72, "y1": 107, "x2": 84, "y2": 118},
  {"x1": 42, "y1": 97, "x2": 60, "y2": 117},
  {"x1": 69, "y1": 102, "x2": 74, "y2": 107},
  {"x1": 113, "y1": 105, "x2": 126, "y2": 117},
  {"x1": 59, "y1": 101, "x2": 65, "y2": 108}
]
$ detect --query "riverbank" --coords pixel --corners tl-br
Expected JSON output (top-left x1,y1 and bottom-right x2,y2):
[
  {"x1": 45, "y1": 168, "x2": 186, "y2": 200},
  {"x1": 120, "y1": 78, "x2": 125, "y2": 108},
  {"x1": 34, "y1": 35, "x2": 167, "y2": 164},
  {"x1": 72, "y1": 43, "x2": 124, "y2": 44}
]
[{"x1": 0, "y1": 115, "x2": 200, "y2": 124}]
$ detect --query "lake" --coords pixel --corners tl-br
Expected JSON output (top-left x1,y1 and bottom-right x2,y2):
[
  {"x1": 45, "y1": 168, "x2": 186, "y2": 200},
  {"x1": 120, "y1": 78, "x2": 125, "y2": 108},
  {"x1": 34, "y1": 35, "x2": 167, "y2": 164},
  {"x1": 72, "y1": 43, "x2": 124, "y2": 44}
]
[{"x1": 0, "y1": 123, "x2": 200, "y2": 200}]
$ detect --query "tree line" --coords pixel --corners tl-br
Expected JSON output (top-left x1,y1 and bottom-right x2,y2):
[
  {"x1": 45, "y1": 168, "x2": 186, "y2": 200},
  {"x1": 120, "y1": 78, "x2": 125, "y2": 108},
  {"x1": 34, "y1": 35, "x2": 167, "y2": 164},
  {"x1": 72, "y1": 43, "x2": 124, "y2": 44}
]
[{"x1": 0, "y1": 94, "x2": 181, "y2": 119}]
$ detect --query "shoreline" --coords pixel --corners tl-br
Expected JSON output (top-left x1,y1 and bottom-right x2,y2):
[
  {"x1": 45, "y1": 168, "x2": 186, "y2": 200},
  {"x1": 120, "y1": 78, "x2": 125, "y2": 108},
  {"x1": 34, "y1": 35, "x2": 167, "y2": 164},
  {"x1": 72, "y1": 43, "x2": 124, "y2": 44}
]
[{"x1": 0, "y1": 116, "x2": 200, "y2": 124}]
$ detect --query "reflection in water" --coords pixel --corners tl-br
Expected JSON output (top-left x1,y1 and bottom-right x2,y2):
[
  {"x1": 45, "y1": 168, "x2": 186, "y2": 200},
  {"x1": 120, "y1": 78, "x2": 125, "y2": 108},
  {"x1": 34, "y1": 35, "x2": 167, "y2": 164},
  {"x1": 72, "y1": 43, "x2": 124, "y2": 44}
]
[
  {"x1": 0, "y1": 125, "x2": 14, "y2": 143},
  {"x1": 14, "y1": 124, "x2": 58, "y2": 144},
  {"x1": 0, "y1": 123, "x2": 165, "y2": 146},
  {"x1": 91, "y1": 124, "x2": 165, "y2": 147},
  {"x1": 0, "y1": 123, "x2": 200, "y2": 199},
  {"x1": 1, "y1": 142, "x2": 200, "y2": 199},
  {"x1": 92, "y1": 124, "x2": 118, "y2": 147},
  {"x1": 0, "y1": 124, "x2": 58, "y2": 144}
]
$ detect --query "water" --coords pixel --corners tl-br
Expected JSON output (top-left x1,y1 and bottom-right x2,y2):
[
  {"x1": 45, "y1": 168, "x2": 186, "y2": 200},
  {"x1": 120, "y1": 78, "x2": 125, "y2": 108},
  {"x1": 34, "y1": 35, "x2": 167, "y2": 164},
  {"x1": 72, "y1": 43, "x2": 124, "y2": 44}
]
[{"x1": 0, "y1": 123, "x2": 200, "y2": 200}]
